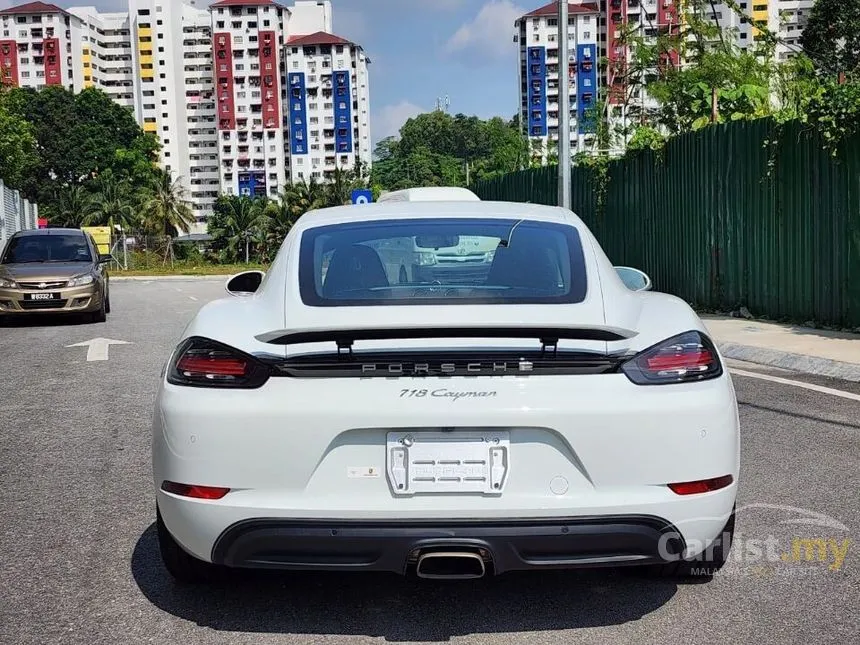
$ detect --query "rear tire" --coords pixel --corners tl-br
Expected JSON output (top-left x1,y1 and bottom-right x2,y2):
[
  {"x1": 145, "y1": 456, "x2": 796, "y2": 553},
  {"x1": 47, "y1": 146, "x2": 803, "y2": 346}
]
[
  {"x1": 156, "y1": 506, "x2": 219, "y2": 584},
  {"x1": 640, "y1": 507, "x2": 735, "y2": 579}
]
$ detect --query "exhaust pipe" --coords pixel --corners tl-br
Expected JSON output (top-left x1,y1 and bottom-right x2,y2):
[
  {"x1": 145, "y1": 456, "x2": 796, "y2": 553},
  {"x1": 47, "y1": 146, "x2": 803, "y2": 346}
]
[{"x1": 415, "y1": 551, "x2": 486, "y2": 580}]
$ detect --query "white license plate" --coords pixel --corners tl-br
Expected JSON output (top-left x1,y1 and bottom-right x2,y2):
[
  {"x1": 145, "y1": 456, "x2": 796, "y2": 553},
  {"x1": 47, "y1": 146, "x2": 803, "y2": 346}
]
[
  {"x1": 386, "y1": 431, "x2": 510, "y2": 495},
  {"x1": 28, "y1": 293, "x2": 60, "y2": 301}
]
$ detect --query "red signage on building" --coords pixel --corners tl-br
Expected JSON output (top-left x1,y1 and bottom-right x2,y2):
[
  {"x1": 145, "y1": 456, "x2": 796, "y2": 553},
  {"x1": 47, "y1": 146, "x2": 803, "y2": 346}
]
[
  {"x1": 213, "y1": 32, "x2": 236, "y2": 130},
  {"x1": 43, "y1": 38, "x2": 61, "y2": 85},
  {"x1": 258, "y1": 31, "x2": 280, "y2": 130},
  {"x1": 0, "y1": 40, "x2": 19, "y2": 87}
]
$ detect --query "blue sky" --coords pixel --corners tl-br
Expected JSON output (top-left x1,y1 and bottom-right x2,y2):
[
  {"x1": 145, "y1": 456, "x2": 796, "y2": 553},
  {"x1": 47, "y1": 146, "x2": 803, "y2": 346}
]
[{"x1": 1, "y1": 0, "x2": 531, "y2": 146}]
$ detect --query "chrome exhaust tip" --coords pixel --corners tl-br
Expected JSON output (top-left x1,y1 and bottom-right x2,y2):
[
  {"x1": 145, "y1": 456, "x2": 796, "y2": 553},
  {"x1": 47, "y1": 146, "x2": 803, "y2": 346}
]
[{"x1": 415, "y1": 551, "x2": 487, "y2": 580}]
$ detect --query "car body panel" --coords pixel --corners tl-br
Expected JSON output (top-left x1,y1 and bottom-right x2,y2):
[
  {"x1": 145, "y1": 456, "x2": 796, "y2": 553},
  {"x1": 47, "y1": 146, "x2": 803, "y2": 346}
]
[
  {"x1": 0, "y1": 229, "x2": 108, "y2": 315},
  {"x1": 154, "y1": 200, "x2": 739, "y2": 572}
]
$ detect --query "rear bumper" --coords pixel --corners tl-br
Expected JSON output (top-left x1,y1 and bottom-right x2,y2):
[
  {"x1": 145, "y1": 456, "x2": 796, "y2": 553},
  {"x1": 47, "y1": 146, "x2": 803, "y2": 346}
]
[{"x1": 210, "y1": 516, "x2": 686, "y2": 574}]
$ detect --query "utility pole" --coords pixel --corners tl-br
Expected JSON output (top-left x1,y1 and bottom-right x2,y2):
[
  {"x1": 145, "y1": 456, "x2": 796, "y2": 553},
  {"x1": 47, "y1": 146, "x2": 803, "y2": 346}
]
[{"x1": 557, "y1": 0, "x2": 571, "y2": 210}]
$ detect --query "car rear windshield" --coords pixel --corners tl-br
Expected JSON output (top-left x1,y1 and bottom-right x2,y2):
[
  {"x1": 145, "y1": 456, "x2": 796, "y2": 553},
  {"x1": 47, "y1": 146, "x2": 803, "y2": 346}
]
[
  {"x1": 298, "y1": 218, "x2": 588, "y2": 306},
  {"x1": 1, "y1": 234, "x2": 92, "y2": 264}
]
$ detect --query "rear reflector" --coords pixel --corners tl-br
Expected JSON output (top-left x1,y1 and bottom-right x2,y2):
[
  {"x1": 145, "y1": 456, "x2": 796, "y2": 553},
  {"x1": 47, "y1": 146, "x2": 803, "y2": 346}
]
[
  {"x1": 161, "y1": 481, "x2": 231, "y2": 500},
  {"x1": 668, "y1": 475, "x2": 734, "y2": 496}
]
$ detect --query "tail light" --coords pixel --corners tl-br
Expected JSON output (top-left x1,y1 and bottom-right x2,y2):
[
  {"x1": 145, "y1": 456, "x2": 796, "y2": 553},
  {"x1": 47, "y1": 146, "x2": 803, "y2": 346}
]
[
  {"x1": 621, "y1": 331, "x2": 722, "y2": 385},
  {"x1": 167, "y1": 337, "x2": 270, "y2": 388}
]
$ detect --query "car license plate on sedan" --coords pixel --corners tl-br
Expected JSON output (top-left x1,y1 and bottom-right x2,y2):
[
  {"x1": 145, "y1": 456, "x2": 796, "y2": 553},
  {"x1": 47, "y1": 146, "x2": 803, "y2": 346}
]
[
  {"x1": 386, "y1": 431, "x2": 510, "y2": 495},
  {"x1": 25, "y1": 293, "x2": 61, "y2": 301}
]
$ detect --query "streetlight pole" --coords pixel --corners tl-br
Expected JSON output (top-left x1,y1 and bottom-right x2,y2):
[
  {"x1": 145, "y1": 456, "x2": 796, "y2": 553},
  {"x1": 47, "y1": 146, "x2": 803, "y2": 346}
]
[{"x1": 557, "y1": 0, "x2": 571, "y2": 210}]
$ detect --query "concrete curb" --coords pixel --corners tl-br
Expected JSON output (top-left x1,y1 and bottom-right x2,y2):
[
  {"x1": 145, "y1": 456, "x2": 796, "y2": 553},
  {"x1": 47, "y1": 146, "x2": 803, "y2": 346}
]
[
  {"x1": 111, "y1": 275, "x2": 230, "y2": 282},
  {"x1": 718, "y1": 342, "x2": 860, "y2": 383}
]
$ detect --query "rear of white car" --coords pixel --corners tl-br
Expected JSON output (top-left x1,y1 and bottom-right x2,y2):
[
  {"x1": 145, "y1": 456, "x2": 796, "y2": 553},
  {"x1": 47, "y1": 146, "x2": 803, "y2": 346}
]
[{"x1": 152, "y1": 201, "x2": 739, "y2": 582}]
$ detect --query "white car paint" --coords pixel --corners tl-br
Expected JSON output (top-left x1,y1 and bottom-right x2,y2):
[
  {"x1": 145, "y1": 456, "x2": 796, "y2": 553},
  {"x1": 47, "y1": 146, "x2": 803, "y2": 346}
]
[
  {"x1": 153, "y1": 200, "x2": 739, "y2": 577},
  {"x1": 377, "y1": 187, "x2": 481, "y2": 203}
]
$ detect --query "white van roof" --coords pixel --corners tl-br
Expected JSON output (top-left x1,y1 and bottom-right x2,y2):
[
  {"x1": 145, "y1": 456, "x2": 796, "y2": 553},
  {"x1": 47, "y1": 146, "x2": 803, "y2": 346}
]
[{"x1": 377, "y1": 187, "x2": 481, "y2": 203}]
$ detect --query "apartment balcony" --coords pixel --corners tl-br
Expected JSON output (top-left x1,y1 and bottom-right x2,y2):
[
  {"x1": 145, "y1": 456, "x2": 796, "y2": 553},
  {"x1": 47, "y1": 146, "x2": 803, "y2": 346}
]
[{"x1": 189, "y1": 169, "x2": 221, "y2": 180}]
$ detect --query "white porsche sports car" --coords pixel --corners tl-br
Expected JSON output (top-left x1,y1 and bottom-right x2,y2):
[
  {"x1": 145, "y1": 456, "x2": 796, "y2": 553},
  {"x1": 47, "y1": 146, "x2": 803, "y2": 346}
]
[{"x1": 153, "y1": 190, "x2": 739, "y2": 583}]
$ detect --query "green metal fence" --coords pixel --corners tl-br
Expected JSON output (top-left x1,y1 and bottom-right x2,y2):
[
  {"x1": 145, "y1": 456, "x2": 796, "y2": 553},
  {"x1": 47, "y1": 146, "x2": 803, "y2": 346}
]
[{"x1": 472, "y1": 119, "x2": 860, "y2": 329}]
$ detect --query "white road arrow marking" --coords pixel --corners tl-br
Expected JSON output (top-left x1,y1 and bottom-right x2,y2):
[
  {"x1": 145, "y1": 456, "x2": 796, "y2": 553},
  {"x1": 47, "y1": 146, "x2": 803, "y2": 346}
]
[{"x1": 66, "y1": 338, "x2": 132, "y2": 362}]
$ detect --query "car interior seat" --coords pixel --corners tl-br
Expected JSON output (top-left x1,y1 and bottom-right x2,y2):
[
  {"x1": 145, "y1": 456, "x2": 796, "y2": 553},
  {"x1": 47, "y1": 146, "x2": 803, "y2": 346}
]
[
  {"x1": 486, "y1": 239, "x2": 560, "y2": 292},
  {"x1": 323, "y1": 244, "x2": 390, "y2": 297}
]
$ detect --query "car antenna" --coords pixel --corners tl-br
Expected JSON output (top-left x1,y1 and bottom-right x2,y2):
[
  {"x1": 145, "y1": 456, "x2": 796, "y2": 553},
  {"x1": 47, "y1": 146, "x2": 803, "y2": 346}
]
[{"x1": 498, "y1": 219, "x2": 525, "y2": 248}]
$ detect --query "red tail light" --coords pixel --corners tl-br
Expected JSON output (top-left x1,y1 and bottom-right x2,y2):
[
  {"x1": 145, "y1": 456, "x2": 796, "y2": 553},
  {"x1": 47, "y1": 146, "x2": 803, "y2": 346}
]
[
  {"x1": 176, "y1": 355, "x2": 248, "y2": 377},
  {"x1": 167, "y1": 337, "x2": 270, "y2": 388},
  {"x1": 621, "y1": 331, "x2": 723, "y2": 385},
  {"x1": 668, "y1": 475, "x2": 734, "y2": 495},
  {"x1": 161, "y1": 481, "x2": 231, "y2": 500}
]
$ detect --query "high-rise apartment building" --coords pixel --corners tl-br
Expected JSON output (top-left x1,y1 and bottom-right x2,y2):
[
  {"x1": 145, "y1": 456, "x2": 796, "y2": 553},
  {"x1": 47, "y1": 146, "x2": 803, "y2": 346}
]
[
  {"x1": 67, "y1": 6, "x2": 135, "y2": 108},
  {"x1": 515, "y1": 2, "x2": 600, "y2": 164},
  {"x1": 516, "y1": 0, "x2": 820, "y2": 159},
  {"x1": 0, "y1": 0, "x2": 372, "y2": 233},
  {"x1": 709, "y1": 0, "x2": 815, "y2": 61},
  {"x1": 1, "y1": 2, "x2": 80, "y2": 90},
  {"x1": 284, "y1": 31, "x2": 372, "y2": 183}
]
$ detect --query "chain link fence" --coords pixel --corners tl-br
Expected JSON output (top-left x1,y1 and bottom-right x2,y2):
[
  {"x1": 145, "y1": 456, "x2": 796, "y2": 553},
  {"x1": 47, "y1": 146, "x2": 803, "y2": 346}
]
[
  {"x1": 0, "y1": 180, "x2": 39, "y2": 252},
  {"x1": 108, "y1": 234, "x2": 212, "y2": 271}
]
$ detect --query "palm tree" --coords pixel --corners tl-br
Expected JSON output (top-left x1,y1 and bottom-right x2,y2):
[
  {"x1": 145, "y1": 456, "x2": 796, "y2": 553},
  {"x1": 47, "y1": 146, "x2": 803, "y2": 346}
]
[
  {"x1": 84, "y1": 172, "x2": 139, "y2": 232},
  {"x1": 141, "y1": 170, "x2": 194, "y2": 236},
  {"x1": 324, "y1": 167, "x2": 353, "y2": 207},
  {"x1": 282, "y1": 177, "x2": 327, "y2": 219},
  {"x1": 49, "y1": 185, "x2": 95, "y2": 227},
  {"x1": 209, "y1": 195, "x2": 266, "y2": 263},
  {"x1": 258, "y1": 195, "x2": 301, "y2": 260}
]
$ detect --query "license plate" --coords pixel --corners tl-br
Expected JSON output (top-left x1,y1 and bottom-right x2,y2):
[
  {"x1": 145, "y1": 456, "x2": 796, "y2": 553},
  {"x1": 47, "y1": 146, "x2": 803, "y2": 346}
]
[
  {"x1": 26, "y1": 292, "x2": 60, "y2": 301},
  {"x1": 386, "y1": 431, "x2": 510, "y2": 495}
]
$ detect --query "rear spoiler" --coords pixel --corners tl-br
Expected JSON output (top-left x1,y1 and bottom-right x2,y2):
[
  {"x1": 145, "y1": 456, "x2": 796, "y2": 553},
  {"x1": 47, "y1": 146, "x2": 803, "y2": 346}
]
[{"x1": 257, "y1": 326, "x2": 636, "y2": 348}]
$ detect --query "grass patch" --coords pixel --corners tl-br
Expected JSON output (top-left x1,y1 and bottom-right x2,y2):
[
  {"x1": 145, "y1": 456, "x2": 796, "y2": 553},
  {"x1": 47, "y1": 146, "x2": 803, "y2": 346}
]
[{"x1": 113, "y1": 263, "x2": 267, "y2": 277}]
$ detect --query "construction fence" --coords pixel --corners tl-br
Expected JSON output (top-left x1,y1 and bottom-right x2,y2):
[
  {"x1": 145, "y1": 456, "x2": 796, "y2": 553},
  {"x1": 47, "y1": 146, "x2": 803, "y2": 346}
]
[
  {"x1": 0, "y1": 180, "x2": 39, "y2": 250},
  {"x1": 472, "y1": 119, "x2": 860, "y2": 329}
]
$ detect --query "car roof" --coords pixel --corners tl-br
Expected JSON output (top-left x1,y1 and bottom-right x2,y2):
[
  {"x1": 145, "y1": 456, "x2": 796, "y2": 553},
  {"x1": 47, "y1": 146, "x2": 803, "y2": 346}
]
[
  {"x1": 377, "y1": 187, "x2": 481, "y2": 203},
  {"x1": 13, "y1": 228, "x2": 86, "y2": 238},
  {"x1": 295, "y1": 200, "x2": 581, "y2": 231}
]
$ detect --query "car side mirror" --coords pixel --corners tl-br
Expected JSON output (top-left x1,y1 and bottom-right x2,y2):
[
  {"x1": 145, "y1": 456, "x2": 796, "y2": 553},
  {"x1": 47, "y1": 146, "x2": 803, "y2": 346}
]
[
  {"x1": 226, "y1": 270, "x2": 265, "y2": 296},
  {"x1": 615, "y1": 266, "x2": 652, "y2": 292},
  {"x1": 98, "y1": 254, "x2": 115, "y2": 264}
]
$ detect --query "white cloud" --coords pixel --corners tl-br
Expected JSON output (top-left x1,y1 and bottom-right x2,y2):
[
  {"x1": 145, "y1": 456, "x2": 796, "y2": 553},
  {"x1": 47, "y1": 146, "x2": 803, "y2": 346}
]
[
  {"x1": 333, "y1": 8, "x2": 370, "y2": 44},
  {"x1": 443, "y1": 0, "x2": 525, "y2": 63},
  {"x1": 373, "y1": 100, "x2": 425, "y2": 142}
]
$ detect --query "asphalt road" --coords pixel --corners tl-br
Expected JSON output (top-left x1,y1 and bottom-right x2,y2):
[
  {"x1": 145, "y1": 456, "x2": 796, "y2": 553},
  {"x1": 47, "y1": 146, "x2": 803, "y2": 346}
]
[{"x1": 1, "y1": 279, "x2": 858, "y2": 645}]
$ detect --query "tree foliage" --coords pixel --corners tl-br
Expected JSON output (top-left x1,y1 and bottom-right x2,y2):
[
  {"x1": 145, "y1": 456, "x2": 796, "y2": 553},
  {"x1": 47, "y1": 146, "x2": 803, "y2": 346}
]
[
  {"x1": 141, "y1": 171, "x2": 195, "y2": 236},
  {"x1": 577, "y1": 0, "x2": 860, "y2": 159},
  {"x1": 2, "y1": 86, "x2": 161, "y2": 216},
  {"x1": 0, "y1": 103, "x2": 37, "y2": 190},
  {"x1": 0, "y1": 85, "x2": 38, "y2": 190},
  {"x1": 371, "y1": 111, "x2": 528, "y2": 190},
  {"x1": 208, "y1": 165, "x2": 373, "y2": 263},
  {"x1": 800, "y1": 0, "x2": 860, "y2": 77}
]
